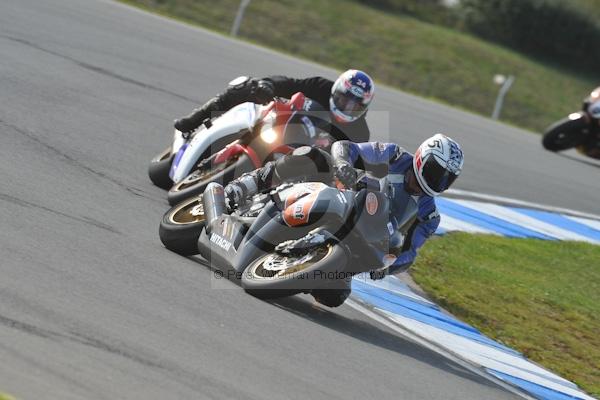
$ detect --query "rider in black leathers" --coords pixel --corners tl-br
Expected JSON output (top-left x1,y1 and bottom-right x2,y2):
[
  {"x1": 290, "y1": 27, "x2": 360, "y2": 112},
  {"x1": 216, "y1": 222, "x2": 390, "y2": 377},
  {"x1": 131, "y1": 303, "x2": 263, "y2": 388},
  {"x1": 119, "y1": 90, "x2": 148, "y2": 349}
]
[{"x1": 174, "y1": 70, "x2": 375, "y2": 143}]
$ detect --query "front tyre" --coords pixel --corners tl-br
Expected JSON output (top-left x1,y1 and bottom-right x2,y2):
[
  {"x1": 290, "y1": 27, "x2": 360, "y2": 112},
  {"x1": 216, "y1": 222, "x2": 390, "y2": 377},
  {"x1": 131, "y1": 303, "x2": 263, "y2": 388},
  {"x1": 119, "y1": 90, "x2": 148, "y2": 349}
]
[
  {"x1": 241, "y1": 244, "x2": 348, "y2": 299},
  {"x1": 167, "y1": 153, "x2": 251, "y2": 206},
  {"x1": 148, "y1": 147, "x2": 174, "y2": 190},
  {"x1": 542, "y1": 115, "x2": 589, "y2": 152},
  {"x1": 159, "y1": 195, "x2": 206, "y2": 255}
]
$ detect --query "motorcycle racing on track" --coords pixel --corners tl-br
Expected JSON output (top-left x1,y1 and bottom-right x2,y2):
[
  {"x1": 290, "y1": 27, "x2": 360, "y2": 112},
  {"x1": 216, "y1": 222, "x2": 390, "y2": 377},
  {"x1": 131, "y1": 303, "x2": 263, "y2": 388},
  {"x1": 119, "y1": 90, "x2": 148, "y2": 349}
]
[
  {"x1": 158, "y1": 136, "x2": 464, "y2": 308},
  {"x1": 542, "y1": 86, "x2": 600, "y2": 159},
  {"x1": 148, "y1": 92, "x2": 333, "y2": 205},
  {"x1": 148, "y1": 71, "x2": 376, "y2": 200}
]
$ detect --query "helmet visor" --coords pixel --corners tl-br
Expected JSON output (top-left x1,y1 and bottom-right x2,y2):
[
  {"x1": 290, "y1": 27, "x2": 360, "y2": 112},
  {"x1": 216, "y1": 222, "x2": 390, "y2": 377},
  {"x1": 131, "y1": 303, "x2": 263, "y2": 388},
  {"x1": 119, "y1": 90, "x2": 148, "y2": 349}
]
[
  {"x1": 332, "y1": 90, "x2": 368, "y2": 120},
  {"x1": 421, "y1": 157, "x2": 458, "y2": 193}
]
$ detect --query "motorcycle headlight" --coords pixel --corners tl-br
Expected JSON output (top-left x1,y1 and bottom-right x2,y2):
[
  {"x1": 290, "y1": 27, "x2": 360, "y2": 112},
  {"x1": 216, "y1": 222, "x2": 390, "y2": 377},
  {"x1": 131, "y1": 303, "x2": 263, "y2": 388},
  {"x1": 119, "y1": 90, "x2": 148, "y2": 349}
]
[{"x1": 260, "y1": 128, "x2": 278, "y2": 144}]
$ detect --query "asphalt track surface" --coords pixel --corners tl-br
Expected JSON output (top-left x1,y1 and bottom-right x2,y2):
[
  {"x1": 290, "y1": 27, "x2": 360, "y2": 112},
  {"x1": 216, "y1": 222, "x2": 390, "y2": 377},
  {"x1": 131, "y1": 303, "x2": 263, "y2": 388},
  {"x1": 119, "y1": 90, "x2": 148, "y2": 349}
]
[{"x1": 0, "y1": 1, "x2": 597, "y2": 399}]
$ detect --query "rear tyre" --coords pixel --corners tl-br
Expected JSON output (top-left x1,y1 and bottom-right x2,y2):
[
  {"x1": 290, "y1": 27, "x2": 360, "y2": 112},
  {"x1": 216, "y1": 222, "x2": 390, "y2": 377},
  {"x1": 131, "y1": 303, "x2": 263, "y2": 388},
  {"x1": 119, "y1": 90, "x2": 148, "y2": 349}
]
[
  {"x1": 167, "y1": 153, "x2": 251, "y2": 206},
  {"x1": 241, "y1": 244, "x2": 348, "y2": 299},
  {"x1": 542, "y1": 116, "x2": 589, "y2": 152},
  {"x1": 311, "y1": 288, "x2": 351, "y2": 308},
  {"x1": 159, "y1": 195, "x2": 206, "y2": 255},
  {"x1": 148, "y1": 147, "x2": 174, "y2": 190}
]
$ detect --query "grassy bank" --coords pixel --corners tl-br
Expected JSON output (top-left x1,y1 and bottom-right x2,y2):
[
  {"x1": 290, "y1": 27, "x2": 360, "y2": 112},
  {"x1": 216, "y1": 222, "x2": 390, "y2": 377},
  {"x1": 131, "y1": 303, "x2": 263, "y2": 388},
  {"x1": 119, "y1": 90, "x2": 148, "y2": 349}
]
[
  {"x1": 411, "y1": 233, "x2": 600, "y2": 397},
  {"x1": 120, "y1": 0, "x2": 596, "y2": 132}
]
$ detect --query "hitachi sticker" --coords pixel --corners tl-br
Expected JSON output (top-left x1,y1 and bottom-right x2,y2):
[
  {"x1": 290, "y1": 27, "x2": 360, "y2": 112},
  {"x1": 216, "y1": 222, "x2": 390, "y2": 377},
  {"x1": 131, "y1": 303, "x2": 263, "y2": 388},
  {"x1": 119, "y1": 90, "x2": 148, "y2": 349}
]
[{"x1": 210, "y1": 232, "x2": 232, "y2": 251}]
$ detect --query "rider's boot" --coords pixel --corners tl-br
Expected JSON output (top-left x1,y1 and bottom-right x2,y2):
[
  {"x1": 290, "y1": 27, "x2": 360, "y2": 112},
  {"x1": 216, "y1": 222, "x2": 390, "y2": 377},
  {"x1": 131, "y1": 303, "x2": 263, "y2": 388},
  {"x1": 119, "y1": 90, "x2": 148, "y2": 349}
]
[{"x1": 174, "y1": 96, "x2": 224, "y2": 134}]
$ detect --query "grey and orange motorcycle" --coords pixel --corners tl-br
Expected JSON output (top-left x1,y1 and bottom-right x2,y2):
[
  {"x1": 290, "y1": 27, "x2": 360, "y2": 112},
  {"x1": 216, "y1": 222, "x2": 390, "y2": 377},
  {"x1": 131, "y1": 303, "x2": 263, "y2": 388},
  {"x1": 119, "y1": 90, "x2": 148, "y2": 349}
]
[{"x1": 159, "y1": 171, "x2": 418, "y2": 307}]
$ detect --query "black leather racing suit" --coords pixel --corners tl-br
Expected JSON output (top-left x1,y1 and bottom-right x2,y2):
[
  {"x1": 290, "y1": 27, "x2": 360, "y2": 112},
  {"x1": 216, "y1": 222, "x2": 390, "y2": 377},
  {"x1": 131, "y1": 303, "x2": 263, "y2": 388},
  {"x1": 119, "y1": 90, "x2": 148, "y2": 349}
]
[{"x1": 175, "y1": 76, "x2": 371, "y2": 142}]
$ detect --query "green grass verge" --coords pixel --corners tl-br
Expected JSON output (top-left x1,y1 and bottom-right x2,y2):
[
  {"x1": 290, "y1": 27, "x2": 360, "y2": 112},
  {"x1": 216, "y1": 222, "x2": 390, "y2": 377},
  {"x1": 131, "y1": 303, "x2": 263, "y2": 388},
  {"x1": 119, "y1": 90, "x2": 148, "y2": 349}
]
[
  {"x1": 411, "y1": 233, "x2": 600, "y2": 397},
  {"x1": 0, "y1": 393, "x2": 16, "y2": 400},
  {"x1": 120, "y1": 0, "x2": 596, "y2": 133},
  {"x1": 571, "y1": 0, "x2": 600, "y2": 20}
]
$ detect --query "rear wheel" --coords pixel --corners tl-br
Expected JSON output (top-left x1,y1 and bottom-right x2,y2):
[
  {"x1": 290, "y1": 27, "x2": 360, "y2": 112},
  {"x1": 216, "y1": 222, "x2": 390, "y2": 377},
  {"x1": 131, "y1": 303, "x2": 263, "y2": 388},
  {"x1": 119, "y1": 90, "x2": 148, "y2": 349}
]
[
  {"x1": 542, "y1": 116, "x2": 589, "y2": 152},
  {"x1": 241, "y1": 244, "x2": 347, "y2": 299},
  {"x1": 311, "y1": 288, "x2": 351, "y2": 308},
  {"x1": 159, "y1": 195, "x2": 205, "y2": 255},
  {"x1": 148, "y1": 147, "x2": 174, "y2": 190},
  {"x1": 167, "y1": 154, "x2": 248, "y2": 206}
]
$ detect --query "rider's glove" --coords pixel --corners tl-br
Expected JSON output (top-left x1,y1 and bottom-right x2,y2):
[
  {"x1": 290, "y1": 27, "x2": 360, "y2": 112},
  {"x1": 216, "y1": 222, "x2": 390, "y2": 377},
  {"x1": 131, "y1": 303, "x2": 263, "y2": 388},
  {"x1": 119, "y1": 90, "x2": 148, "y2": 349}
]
[
  {"x1": 224, "y1": 184, "x2": 244, "y2": 212},
  {"x1": 369, "y1": 267, "x2": 388, "y2": 281},
  {"x1": 250, "y1": 79, "x2": 275, "y2": 105},
  {"x1": 334, "y1": 162, "x2": 357, "y2": 189}
]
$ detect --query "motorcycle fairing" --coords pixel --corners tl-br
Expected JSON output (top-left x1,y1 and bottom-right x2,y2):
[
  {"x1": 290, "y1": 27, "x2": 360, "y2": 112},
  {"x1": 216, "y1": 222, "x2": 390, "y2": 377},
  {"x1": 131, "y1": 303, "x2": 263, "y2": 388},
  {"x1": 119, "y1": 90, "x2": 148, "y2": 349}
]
[
  {"x1": 169, "y1": 142, "x2": 189, "y2": 180},
  {"x1": 213, "y1": 142, "x2": 262, "y2": 169},
  {"x1": 198, "y1": 213, "x2": 247, "y2": 274},
  {"x1": 336, "y1": 189, "x2": 392, "y2": 271},
  {"x1": 278, "y1": 182, "x2": 328, "y2": 227},
  {"x1": 198, "y1": 202, "x2": 291, "y2": 274},
  {"x1": 171, "y1": 129, "x2": 188, "y2": 156},
  {"x1": 171, "y1": 102, "x2": 258, "y2": 183}
]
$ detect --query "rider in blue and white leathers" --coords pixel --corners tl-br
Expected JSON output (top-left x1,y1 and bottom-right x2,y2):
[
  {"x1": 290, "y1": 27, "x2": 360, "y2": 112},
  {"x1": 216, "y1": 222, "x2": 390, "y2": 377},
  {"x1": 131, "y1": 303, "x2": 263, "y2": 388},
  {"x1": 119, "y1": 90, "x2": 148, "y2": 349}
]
[
  {"x1": 331, "y1": 135, "x2": 464, "y2": 278},
  {"x1": 219, "y1": 136, "x2": 463, "y2": 306},
  {"x1": 223, "y1": 135, "x2": 464, "y2": 282}
]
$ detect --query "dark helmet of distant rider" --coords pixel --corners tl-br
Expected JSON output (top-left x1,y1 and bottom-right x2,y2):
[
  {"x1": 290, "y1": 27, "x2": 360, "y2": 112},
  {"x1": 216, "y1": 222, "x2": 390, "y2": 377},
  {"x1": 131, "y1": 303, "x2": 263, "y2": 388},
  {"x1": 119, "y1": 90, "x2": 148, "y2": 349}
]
[{"x1": 585, "y1": 87, "x2": 600, "y2": 119}]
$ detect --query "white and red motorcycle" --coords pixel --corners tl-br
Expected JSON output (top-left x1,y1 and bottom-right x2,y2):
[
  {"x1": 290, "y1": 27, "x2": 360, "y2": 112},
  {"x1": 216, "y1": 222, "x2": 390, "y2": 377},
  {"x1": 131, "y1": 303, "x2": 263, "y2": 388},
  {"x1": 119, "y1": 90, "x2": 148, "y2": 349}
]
[{"x1": 148, "y1": 93, "x2": 333, "y2": 204}]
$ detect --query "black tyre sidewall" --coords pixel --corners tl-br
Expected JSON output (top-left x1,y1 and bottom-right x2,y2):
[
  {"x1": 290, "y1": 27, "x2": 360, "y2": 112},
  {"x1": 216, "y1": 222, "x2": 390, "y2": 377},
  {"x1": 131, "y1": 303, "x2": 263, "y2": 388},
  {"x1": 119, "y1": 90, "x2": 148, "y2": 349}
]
[
  {"x1": 167, "y1": 154, "x2": 251, "y2": 206},
  {"x1": 148, "y1": 148, "x2": 174, "y2": 190},
  {"x1": 159, "y1": 198, "x2": 205, "y2": 256},
  {"x1": 542, "y1": 116, "x2": 589, "y2": 151},
  {"x1": 241, "y1": 244, "x2": 348, "y2": 297}
]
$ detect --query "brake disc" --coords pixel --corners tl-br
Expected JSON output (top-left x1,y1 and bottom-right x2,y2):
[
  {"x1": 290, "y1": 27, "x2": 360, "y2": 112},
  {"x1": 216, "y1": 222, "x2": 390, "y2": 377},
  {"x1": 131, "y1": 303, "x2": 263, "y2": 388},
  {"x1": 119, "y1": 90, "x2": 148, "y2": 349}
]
[
  {"x1": 262, "y1": 253, "x2": 315, "y2": 271},
  {"x1": 189, "y1": 203, "x2": 204, "y2": 217}
]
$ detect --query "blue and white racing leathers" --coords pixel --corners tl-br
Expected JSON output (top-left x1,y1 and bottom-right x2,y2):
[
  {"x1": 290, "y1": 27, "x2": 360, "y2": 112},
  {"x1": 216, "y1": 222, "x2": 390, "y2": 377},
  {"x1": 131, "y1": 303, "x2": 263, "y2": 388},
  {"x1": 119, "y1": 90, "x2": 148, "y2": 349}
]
[{"x1": 332, "y1": 141, "x2": 440, "y2": 273}]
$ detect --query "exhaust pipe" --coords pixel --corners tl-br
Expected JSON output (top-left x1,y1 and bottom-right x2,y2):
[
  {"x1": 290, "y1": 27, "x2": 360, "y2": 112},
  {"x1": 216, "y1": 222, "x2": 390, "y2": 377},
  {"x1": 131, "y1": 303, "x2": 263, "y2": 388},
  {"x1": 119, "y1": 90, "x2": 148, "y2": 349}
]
[{"x1": 203, "y1": 182, "x2": 227, "y2": 232}]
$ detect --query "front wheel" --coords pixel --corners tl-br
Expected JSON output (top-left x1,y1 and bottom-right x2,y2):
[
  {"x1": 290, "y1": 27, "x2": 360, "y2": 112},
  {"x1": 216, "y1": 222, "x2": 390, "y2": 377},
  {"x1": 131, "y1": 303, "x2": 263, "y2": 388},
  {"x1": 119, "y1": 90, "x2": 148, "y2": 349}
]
[
  {"x1": 167, "y1": 153, "x2": 252, "y2": 206},
  {"x1": 542, "y1": 115, "x2": 589, "y2": 152},
  {"x1": 159, "y1": 195, "x2": 206, "y2": 255},
  {"x1": 241, "y1": 244, "x2": 348, "y2": 299},
  {"x1": 148, "y1": 147, "x2": 174, "y2": 190}
]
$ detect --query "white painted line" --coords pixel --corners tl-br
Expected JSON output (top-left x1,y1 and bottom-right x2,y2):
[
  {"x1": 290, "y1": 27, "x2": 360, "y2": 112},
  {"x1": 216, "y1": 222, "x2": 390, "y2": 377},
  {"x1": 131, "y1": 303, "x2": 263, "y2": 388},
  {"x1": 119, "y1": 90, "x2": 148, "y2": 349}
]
[
  {"x1": 381, "y1": 311, "x2": 594, "y2": 400},
  {"x1": 453, "y1": 199, "x2": 600, "y2": 244},
  {"x1": 353, "y1": 274, "x2": 436, "y2": 307},
  {"x1": 565, "y1": 215, "x2": 600, "y2": 233},
  {"x1": 345, "y1": 299, "x2": 537, "y2": 400},
  {"x1": 438, "y1": 213, "x2": 499, "y2": 235},
  {"x1": 446, "y1": 189, "x2": 600, "y2": 221}
]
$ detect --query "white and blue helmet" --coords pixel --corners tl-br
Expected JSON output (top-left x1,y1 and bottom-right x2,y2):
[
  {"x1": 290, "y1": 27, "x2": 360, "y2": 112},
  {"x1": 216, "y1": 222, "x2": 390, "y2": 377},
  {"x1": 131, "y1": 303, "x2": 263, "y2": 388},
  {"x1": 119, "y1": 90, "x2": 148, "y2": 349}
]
[
  {"x1": 330, "y1": 69, "x2": 375, "y2": 123},
  {"x1": 413, "y1": 134, "x2": 464, "y2": 197}
]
